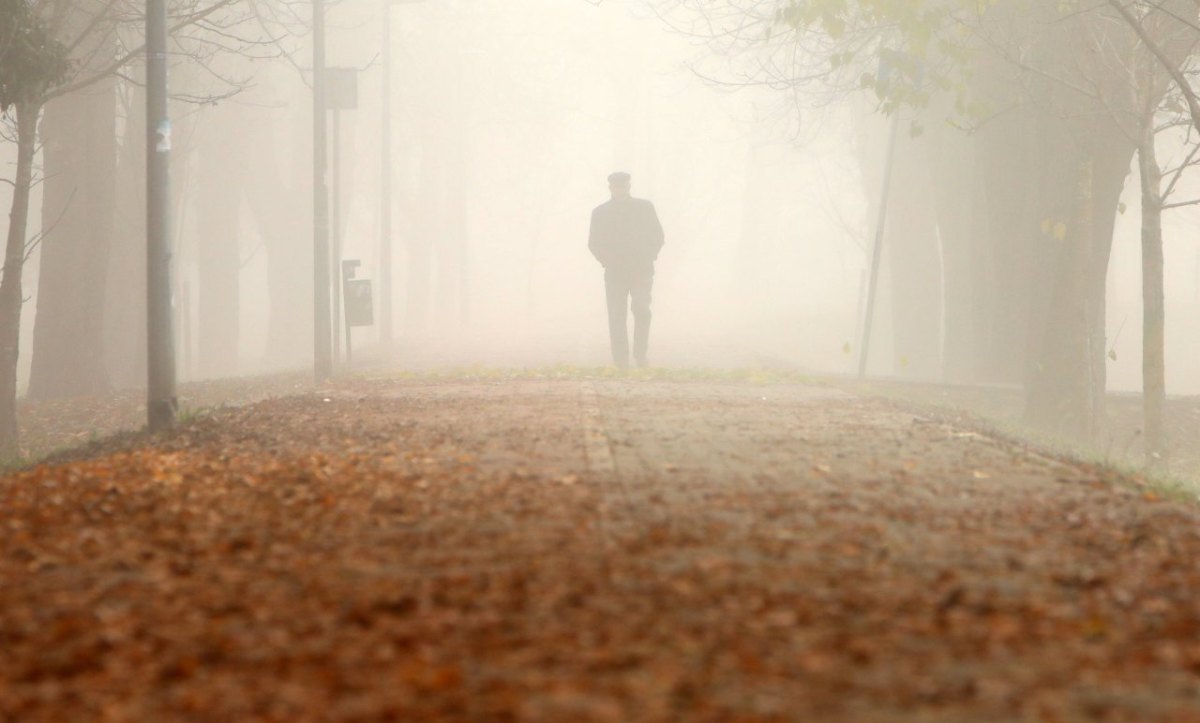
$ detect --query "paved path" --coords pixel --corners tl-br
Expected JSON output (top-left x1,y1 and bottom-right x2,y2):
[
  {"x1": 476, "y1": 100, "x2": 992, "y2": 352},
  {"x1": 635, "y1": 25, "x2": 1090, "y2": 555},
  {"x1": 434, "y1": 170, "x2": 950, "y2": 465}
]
[{"x1": 2, "y1": 377, "x2": 1199, "y2": 721}]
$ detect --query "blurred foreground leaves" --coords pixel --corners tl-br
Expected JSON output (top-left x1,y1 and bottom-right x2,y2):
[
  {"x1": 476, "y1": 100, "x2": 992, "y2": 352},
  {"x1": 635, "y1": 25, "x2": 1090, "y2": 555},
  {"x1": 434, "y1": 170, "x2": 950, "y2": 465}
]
[{"x1": 2, "y1": 376, "x2": 1199, "y2": 720}]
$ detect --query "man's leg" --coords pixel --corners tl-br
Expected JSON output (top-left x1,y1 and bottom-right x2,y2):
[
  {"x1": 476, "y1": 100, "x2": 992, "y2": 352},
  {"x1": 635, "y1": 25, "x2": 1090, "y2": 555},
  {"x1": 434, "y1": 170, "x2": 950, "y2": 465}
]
[
  {"x1": 630, "y1": 273, "x2": 654, "y2": 368},
  {"x1": 604, "y1": 270, "x2": 630, "y2": 369}
]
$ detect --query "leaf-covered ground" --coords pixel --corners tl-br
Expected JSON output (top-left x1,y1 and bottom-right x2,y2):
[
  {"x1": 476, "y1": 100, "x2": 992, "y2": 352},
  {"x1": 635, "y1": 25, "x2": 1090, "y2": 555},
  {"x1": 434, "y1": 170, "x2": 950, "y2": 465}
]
[
  {"x1": 14, "y1": 373, "x2": 313, "y2": 463},
  {"x1": 842, "y1": 377, "x2": 1200, "y2": 498},
  {"x1": 2, "y1": 376, "x2": 1200, "y2": 721}
]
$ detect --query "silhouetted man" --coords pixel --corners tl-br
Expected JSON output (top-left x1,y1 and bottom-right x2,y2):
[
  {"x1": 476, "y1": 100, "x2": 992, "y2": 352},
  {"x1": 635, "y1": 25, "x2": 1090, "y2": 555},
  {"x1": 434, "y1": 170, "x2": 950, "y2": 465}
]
[{"x1": 589, "y1": 172, "x2": 664, "y2": 369}]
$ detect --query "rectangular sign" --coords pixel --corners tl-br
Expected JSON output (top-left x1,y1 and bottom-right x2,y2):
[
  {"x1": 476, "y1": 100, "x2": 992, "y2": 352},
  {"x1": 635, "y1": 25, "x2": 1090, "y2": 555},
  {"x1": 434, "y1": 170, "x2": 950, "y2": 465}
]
[{"x1": 344, "y1": 279, "x2": 374, "y2": 327}]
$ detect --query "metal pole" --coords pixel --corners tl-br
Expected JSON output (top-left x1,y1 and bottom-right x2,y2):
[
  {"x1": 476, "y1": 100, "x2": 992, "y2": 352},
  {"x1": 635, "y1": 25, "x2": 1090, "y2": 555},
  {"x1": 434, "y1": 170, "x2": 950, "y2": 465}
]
[
  {"x1": 313, "y1": 0, "x2": 333, "y2": 381},
  {"x1": 380, "y1": 0, "x2": 393, "y2": 348},
  {"x1": 146, "y1": 0, "x2": 177, "y2": 431},
  {"x1": 332, "y1": 109, "x2": 342, "y2": 369},
  {"x1": 857, "y1": 111, "x2": 902, "y2": 379},
  {"x1": 345, "y1": 299, "x2": 353, "y2": 364}
]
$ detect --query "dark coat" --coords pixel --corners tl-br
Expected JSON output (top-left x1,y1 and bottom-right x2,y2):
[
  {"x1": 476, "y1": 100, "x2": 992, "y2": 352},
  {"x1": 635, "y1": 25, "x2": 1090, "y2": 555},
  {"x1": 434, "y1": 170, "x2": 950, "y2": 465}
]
[{"x1": 588, "y1": 197, "x2": 664, "y2": 275}]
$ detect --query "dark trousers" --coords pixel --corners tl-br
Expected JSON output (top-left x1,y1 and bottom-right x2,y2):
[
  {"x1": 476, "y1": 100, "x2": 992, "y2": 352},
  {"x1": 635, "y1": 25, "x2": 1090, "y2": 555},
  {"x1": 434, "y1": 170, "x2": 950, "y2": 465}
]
[{"x1": 604, "y1": 268, "x2": 653, "y2": 368}]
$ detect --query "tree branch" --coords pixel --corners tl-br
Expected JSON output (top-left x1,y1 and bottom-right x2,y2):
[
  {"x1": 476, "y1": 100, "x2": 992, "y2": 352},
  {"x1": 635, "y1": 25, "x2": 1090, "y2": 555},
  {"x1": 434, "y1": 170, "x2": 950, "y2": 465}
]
[
  {"x1": 1108, "y1": 0, "x2": 1200, "y2": 133},
  {"x1": 46, "y1": 0, "x2": 240, "y2": 101}
]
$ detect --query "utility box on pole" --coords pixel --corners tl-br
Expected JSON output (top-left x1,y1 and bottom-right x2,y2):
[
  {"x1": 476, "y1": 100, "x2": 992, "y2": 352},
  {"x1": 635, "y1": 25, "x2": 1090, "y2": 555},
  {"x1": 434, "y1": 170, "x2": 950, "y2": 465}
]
[{"x1": 327, "y1": 67, "x2": 359, "y2": 110}]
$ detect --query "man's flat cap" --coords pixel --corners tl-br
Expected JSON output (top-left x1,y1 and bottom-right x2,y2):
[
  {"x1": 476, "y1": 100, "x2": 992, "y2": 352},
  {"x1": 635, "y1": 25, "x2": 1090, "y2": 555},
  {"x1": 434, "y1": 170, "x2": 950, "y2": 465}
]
[{"x1": 608, "y1": 171, "x2": 631, "y2": 183}]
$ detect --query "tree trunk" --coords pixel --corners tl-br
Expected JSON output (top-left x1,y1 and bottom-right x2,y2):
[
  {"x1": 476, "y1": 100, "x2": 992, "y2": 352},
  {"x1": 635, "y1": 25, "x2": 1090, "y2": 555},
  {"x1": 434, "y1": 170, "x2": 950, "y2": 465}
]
[
  {"x1": 0, "y1": 103, "x2": 42, "y2": 456},
  {"x1": 434, "y1": 44, "x2": 465, "y2": 333},
  {"x1": 243, "y1": 104, "x2": 311, "y2": 369},
  {"x1": 887, "y1": 128, "x2": 943, "y2": 380},
  {"x1": 976, "y1": 107, "x2": 1041, "y2": 386},
  {"x1": 927, "y1": 118, "x2": 978, "y2": 384},
  {"x1": 1138, "y1": 127, "x2": 1166, "y2": 464},
  {"x1": 27, "y1": 79, "x2": 118, "y2": 398},
  {"x1": 1019, "y1": 7, "x2": 1133, "y2": 440},
  {"x1": 406, "y1": 139, "x2": 439, "y2": 335},
  {"x1": 105, "y1": 81, "x2": 148, "y2": 390},
  {"x1": 445, "y1": 54, "x2": 469, "y2": 331},
  {"x1": 193, "y1": 118, "x2": 245, "y2": 378},
  {"x1": 1085, "y1": 131, "x2": 1136, "y2": 435},
  {"x1": 1025, "y1": 151, "x2": 1096, "y2": 440}
]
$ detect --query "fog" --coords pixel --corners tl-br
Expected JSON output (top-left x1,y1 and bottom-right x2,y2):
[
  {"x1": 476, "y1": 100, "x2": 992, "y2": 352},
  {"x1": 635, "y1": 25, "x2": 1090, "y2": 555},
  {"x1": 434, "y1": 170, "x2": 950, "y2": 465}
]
[
  {"x1": 7, "y1": 0, "x2": 1200, "y2": 397},
  {"x1": 11, "y1": 2, "x2": 1200, "y2": 712}
]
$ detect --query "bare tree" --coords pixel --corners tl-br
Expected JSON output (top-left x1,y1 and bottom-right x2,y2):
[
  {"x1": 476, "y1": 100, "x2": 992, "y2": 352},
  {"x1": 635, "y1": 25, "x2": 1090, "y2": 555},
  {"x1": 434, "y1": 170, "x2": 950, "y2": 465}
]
[
  {"x1": 0, "y1": 0, "x2": 68, "y2": 456},
  {"x1": 0, "y1": 0, "x2": 296, "y2": 454}
]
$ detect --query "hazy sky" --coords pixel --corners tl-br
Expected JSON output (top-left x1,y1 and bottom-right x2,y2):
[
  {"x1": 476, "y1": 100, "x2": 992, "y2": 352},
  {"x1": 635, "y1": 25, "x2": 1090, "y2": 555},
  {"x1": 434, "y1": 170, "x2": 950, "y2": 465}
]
[{"x1": 4, "y1": 0, "x2": 1199, "y2": 393}]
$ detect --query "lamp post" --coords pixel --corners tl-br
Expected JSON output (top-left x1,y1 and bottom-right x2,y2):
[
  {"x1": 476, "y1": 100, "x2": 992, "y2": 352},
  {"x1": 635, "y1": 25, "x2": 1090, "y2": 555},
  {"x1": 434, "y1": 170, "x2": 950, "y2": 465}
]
[
  {"x1": 146, "y1": 0, "x2": 177, "y2": 430},
  {"x1": 313, "y1": 0, "x2": 333, "y2": 382}
]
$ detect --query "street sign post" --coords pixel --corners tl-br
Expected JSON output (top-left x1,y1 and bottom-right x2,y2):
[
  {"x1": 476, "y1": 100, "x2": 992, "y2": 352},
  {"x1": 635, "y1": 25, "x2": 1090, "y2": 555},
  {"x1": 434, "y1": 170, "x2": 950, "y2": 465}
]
[
  {"x1": 313, "y1": 0, "x2": 332, "y2": 382},
  {"x1": 342, "y1": 259, "x2": 374, "y2": 364}
]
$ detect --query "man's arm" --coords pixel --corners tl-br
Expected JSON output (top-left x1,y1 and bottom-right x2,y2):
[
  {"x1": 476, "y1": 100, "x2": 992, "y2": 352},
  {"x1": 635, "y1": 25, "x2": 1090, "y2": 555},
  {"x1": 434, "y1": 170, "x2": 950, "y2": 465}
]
[
  {"x1": 588, "y1": 207, "x2": 607, "y2": 267},
  {"x1": 646, "y1": 202, "x2": 664, "y2": 260}
]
